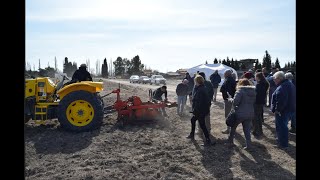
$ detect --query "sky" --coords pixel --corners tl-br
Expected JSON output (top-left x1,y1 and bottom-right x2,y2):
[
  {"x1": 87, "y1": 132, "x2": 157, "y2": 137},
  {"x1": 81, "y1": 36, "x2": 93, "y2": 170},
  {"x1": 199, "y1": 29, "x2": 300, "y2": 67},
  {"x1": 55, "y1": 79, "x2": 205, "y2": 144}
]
[{"x1": 26, "y1": 0, "x2": 295, "y2": 73}]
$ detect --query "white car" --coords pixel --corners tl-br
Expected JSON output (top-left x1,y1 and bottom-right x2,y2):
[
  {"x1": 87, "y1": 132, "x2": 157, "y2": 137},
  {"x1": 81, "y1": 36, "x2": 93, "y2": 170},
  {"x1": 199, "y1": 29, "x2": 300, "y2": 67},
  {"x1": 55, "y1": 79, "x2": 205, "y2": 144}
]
[
  {"x1": 129, "y1": 75, "x2": 139, "y2": 83},
  {"x1": 150, "y1": 75, "x2": 166, "y2": 85}
]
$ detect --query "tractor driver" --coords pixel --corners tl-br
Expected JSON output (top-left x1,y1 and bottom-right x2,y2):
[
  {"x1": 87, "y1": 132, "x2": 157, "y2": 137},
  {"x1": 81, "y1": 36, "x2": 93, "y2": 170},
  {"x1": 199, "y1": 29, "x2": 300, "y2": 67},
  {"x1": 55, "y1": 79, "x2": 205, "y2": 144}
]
[
  {"x1": 152, "y1": 85, "x2": 169, "y2": 117},
  {"x1": 72, "y1": 64, "x2": 93, "y2": 82}
]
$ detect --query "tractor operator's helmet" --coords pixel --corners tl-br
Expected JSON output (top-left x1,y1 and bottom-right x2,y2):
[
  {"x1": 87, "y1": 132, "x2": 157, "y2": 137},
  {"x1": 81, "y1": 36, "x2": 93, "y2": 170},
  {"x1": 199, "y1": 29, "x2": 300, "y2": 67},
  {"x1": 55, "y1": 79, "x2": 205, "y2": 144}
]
[{"x1": 80, "y1": 64, "x2": 87, "y2": 69}]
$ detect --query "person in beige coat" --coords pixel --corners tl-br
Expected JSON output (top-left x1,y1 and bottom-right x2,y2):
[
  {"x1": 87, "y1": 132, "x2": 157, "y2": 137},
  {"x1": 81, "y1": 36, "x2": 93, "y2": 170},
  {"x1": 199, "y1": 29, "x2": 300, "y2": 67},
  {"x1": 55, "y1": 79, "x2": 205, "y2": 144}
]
[{"x1": 227, "y1": 78, "x2": 256, "y2": 150}]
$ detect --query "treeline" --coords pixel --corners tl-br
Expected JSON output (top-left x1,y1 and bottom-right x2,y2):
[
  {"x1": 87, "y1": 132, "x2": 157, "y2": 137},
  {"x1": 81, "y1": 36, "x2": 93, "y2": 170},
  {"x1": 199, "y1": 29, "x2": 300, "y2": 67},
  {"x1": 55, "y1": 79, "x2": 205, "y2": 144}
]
[
  {"x1": 207, "y1": 50, "x2": 295, "y2": 73},
  {"x1": 26, "y1": 55, "x2": 145, "y2": 79}
]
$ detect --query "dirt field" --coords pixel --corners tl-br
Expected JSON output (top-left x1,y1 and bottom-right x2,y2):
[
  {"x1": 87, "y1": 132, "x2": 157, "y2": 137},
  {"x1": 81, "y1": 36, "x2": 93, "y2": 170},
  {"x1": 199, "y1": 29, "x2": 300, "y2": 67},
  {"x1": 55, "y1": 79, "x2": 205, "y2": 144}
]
[{"x1": 25, "y1": 79, "x2": 296, "y2": 179}]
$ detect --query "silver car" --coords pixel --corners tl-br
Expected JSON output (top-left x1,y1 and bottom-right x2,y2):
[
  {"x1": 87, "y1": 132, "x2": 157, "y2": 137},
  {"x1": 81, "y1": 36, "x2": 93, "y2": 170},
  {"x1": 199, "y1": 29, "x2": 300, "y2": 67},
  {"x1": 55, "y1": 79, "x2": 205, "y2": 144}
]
[
  {"x1": 138, "y1": 76, "x2": 151, "y2": 84},
  {"x1": 129, "y1": 75, "x2": 139, "y2": 83},
  {"x1": 150, "y1": 75, "x2": 166, "y2": 85}
]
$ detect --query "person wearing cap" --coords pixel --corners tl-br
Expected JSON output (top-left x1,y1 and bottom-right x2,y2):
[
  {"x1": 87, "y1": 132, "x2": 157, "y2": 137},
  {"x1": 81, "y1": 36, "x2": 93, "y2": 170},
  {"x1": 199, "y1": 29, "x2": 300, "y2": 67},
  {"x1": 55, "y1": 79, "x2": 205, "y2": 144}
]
[
  {"x1": 71, "y1": 64, "x2": 93, "y2": 82},
  {"x1": 176, "y1": 79, "x2": 189, "y2": 116}
]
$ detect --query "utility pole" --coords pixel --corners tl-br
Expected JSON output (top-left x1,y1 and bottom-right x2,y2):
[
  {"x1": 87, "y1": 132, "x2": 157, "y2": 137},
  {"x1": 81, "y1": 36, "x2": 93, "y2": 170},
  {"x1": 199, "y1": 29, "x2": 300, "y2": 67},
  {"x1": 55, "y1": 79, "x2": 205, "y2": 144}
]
[{"x1": 54, "y1": 56, "x2": 57, "y2": 71}]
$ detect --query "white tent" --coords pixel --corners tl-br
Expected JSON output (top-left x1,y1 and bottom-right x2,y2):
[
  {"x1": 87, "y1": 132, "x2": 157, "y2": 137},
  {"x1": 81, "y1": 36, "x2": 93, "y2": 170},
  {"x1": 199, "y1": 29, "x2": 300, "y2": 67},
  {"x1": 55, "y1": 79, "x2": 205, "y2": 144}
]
[{"x1": 187, "y1": 63, "x2": 238, "y2": 85}]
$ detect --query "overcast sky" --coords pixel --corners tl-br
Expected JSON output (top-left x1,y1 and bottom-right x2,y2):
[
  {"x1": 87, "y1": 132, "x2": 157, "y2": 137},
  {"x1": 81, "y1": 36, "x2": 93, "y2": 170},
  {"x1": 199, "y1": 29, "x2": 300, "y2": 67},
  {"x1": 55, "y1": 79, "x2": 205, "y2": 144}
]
[{"x1": 26, "y1": 0, "x2": 295, "y2": 73}]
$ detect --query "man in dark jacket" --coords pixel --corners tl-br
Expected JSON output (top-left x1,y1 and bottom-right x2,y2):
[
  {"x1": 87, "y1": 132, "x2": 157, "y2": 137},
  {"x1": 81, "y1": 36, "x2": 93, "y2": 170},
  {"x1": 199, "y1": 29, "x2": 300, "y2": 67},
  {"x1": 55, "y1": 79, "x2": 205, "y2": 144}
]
[
  {"x1": 220, "y1": 69, "x2": 237, "y2": 134},
  {"x1": 210, "y1": 70, "x2": 221, "y2": 102},
  {"x1": 198, "y1": 72, "x2": 214, "y2": 134},
  {"x1": 187, "y1": 75, "x2": 213, "y2": 146},
  {"x1": 72, "y1": 64, "x2": 93, "y2": 82},
  {"x1": 176, "y1": 79, "x2": 189, "y2": 115},
  {"x1": 271, "y1": 71, "x2": 296, "y2": 148},
  {"x1": 153, "y1": 86, "x2": 168, "y2": 117}
]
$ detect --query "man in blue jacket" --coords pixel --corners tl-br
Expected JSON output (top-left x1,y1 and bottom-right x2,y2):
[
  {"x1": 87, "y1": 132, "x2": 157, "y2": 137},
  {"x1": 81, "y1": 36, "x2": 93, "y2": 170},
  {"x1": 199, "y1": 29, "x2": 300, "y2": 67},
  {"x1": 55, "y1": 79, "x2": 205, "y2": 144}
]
[{"x1": 271, "y1": 71, "x2": 296, "y2": 148}]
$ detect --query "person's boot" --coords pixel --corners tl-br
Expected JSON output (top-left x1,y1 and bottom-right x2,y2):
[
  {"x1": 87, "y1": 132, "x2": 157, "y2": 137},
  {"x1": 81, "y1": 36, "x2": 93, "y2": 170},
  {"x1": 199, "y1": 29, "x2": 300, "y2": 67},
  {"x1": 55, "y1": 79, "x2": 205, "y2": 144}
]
[
  {"x1": 243, "y1": 141, "x2": 252, "y2": 150},
  {"x1": 222, "y1": 127, "x2": 230, "y2": 134},
  {"x1": 186, "y1": 133, "x2": 194, "y2": 140},
  {"x1": 289, "y1": 127, "x2": 296, "y2": 134},
  {"x1": 201, "y1": 138, "x2": 212, "y2": 146}
]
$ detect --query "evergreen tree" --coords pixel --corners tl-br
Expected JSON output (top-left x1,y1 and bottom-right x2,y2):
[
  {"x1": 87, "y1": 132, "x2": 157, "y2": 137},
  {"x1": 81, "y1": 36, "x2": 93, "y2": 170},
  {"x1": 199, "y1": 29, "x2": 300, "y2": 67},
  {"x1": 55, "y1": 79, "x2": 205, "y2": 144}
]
[
  {"x1": 226, "y1": 57, "x2": 231, "y2": 66},
  {"x1": 214, "y1": 58, "x2": 218, "y2": 64},
  {"x1": 275, "y1": 58, "x2": 281, "y2": 69},
  {"x1": 101, "y1": 58, "x2": 109, "y2": 78},
  {"x1": 222, "y1": 59, "x2": 227, "y2": 65},
  {"x1": 113, "y1": 57, "x2": 125, "y2": 76},
  {"x1": 219, "y1": 59, "x2": 222, "y2": 64},
  {"x1": 205, "y1": 60, "x2": 208, "y2": 64},
  {"x1": 234, "y1": 60, "x2": 240, "y2": 70},
  {"x1": 262, "y1": 50, "x2": 272, "y2": 71}
]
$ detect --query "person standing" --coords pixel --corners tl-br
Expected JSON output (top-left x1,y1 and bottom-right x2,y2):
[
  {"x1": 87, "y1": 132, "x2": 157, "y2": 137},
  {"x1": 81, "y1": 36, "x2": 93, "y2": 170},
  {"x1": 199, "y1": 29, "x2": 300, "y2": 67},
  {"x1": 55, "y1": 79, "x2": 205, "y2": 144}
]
[
  {"x1": 271, "y1": 71, "x2": 296, "y2": 148},
  {"x1": 186, "y1": 75, "x2": 213, "y2": 146},
  {"x1": 184, "y1": 72, "x2": 195, "y2": 107},
  {"x1": 285, "y1": 72, "x2": 296, "y2": 133},
  {"x1": 227, "y1": 78, "x2": 256, "y2": 150},
  {"x1": 252, "y1": 72, "x2": 269, "y2": 138},
  {"x1": 176, "y1": 79, "x2": 189, "y2": 116},
  {"x1": 198, "y1": 72, "x2": 214, "y2": 135},
  {"x1": 220, "y1": 69, "x2": 237, "y2": 134},
  {"x1": 210, "y1": 70, "x2": 221, "y2": 102},
  {"x1": 267, "y1": 67, "x2": 278, "y2": 107}
]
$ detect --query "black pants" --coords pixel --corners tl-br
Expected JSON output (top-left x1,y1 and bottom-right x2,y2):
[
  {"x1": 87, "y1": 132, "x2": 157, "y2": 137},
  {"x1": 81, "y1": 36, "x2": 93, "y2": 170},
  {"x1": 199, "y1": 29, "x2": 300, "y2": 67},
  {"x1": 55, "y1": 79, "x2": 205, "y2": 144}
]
[
  {"x1": 190, "y1": 114, "x2": 210, "y2": 140},
  {"x1": 253, "y1": 104, "x2": 264, "y2": 136}
]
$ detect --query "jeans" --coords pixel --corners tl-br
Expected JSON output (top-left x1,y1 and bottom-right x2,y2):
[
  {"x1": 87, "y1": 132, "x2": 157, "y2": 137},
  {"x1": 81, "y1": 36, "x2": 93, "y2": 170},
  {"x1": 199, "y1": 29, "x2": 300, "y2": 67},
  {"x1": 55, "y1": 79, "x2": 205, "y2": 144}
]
[
  {"x1": 177, "y1": 96, "x2": 187, "y2": 114},
  {"x1": 213, "y1": 88, "x2": 218, "y2": 101},
  {"x1": 253, "y1": 104, "x2": 264, "y2": 136},
  {"x1": 288, "y1": 111, "x2": 296, "y2": 129},
  {"x1": 275, "y1": 113, "x2": 290, "y2": 147},
  {"x1": 228, "y1": 119, "x2": 252, "y2": 147}
]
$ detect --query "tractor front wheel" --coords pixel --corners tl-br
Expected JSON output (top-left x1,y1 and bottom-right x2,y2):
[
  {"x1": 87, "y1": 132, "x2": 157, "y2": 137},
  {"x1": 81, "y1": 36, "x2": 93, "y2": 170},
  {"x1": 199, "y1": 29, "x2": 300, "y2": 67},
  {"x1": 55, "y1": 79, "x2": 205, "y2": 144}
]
[{"x1": 58, "y1": 90, "x2": 103, "y2": 132}]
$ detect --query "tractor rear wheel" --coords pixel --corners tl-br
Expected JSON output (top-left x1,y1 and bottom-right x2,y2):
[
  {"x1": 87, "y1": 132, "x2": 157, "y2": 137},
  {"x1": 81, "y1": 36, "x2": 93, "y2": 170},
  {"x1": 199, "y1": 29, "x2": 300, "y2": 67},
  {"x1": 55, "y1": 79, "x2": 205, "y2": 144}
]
[{"x1": 58, "y1": 90, "x2": 103, "y2": 132}]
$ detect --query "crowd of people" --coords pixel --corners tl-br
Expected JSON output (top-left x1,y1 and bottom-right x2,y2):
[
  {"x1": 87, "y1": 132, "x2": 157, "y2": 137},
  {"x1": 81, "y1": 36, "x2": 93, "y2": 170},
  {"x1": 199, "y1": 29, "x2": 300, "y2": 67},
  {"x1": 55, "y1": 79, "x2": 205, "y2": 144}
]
[
  {"x1": 71, "y1": 63, "x2": 296, "y2": 149},
  {"x1": 152, "y1": 67, "x2": 296, "y2": 149}
]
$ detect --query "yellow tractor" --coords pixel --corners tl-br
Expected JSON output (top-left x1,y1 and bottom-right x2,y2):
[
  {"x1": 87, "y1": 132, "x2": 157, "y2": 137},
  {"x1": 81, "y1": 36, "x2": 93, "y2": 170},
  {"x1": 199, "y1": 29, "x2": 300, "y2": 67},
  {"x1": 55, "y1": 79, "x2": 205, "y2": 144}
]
[{"x1": 24, "y1": 75, "x2": 104, "y2": 132}]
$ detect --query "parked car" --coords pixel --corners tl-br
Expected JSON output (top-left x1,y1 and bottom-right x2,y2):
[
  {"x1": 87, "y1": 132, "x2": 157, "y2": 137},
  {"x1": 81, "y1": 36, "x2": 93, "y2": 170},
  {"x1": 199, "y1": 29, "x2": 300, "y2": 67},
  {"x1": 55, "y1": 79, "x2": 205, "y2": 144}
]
[
  {"x1": 138, "y1": 76, "x2": 151, "y2": 84},
  {"x1": 150, "y1": 75, "x2": 166, "y2": 85},
  {"x1": 129, "y1": 75, "x2": 139, "y2": 83}
]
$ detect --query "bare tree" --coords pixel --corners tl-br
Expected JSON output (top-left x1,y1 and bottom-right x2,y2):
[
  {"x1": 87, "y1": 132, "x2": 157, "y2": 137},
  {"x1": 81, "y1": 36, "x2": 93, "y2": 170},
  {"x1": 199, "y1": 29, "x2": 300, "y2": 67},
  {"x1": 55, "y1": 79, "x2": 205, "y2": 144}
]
[
  {"x1": 26, "y1": 62, "x2": 31, "y2": 71},
  {"x1": 95, "y1": 59, "x2": 100, "y2": 76},
  {"x1": 86, "y1": 59, "x2": 90, "y2": 71}
]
